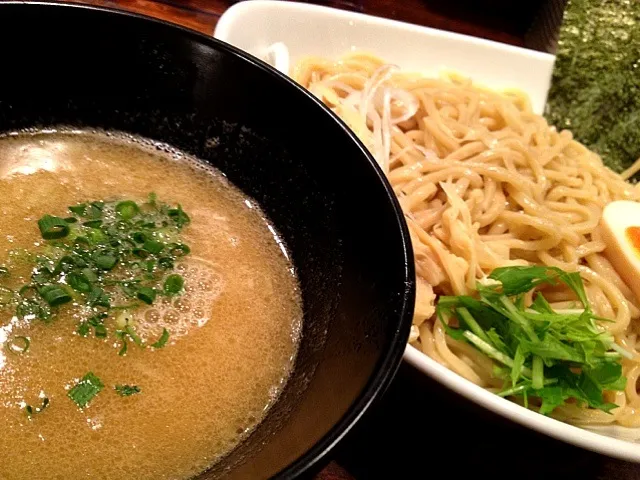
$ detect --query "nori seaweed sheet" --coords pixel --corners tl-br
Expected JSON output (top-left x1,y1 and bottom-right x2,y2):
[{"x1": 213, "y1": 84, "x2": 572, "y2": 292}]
[{"x1": 545, "y1": 0, "x2": 640, "y2": 174}]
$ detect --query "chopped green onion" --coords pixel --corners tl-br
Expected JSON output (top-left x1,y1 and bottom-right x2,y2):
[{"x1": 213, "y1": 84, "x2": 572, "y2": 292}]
[
  {"x1": 68, "y1": 204, "x2": 87, "y2": 216},
  {"x1": 94, "y1": 324, "x2": 108, "y2": 338},
  {"x1": 81, "y1": 268, "x2": 98, "y2": 283},
  {"x1": 168, "y1": 205, "x2": 190, "y2": 228},
  {"x1": 151, "y1": 328, "x2": 170, "y2": 349},
  {"x1": 115, "y1": 384, "x2": 141, "y2": 397},
  {"x1": 87, "y1": 287, "x2": 110, "y2": 308},
  {"x1": 86, "y1": 229, "x2": 106, "y2": 244},
  {"x1": 124, "y1": 325, "x2": 143, "y2": 347},
  {"x1": 66, "y1": 271, "x2": 93, "y2": 293},
  {"x1": 6, "y1": 336, "x2": 30, "y2": 354},
  {"x1": 115, "y1": 200, "x2": 140, "y2": 220},
  {"x1": 169, "y1": 243, "x2": 190, "y2": 257},
  {"x1": 74, "y1": 236, "x2": 90, "y2": 246},
  {"x1": 158, "y1": 257, "x2": 174, "y2": 269},
  {"x1": 143, "y1": 239, "x2": 164, "y2": 254},
  {"x1": 94, "y1": 254, "x2": 117, "y2": 270},
  {"x1": 0, "y1": 286, "x2": 13, "y2": 305},
  {"x1": 132, "y1": 248, "x2": 150, "y2": 258},
  {"x1": 83, "y1": 219, "x2": 103, "y2": 229},
  {"x1": 78, "y1": 313, "x2": 108, "y2": 338},
  {"x1": 77, "y1": 321, "x2": 90, "y2": 337},
  {"x1": 118, "y1": 338, "x2": 128, "y2": 356},
  {"x1": 38, "y1": 215, "x2": 70, "y2": 240},
  {"x1": 68, "y1": 372, "x2": 104, "y2": 408},
  {"x1": 7, "y1": 196, "x2": 192, "y2": 357},
  {"x1": 163, "y1": 274, "x2": 184, "y2": 295},
  {"x1": 37, "y1": 285, "x2": 72, "y2": 307},
  {"x1": 136, "y1": 287, "x2": 156, "y2": 305},
  {"x1": 131, "y1": 231, "x2": 147, "y2": 244}
]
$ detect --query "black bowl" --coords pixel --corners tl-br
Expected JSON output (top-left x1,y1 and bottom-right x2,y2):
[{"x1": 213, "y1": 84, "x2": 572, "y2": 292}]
[{"x1": 0, "y1": 3, "x2": 414, "y2": 478}]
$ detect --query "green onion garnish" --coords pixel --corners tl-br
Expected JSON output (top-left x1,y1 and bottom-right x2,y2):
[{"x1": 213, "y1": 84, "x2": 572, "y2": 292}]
[
  {"x1": 37, "y1": 285, "x2": 72, "y2": 307},
  {"x1": 143, "y1": 239, "x2": 164, "y2": 255},
  {"x1": 151, "y1": 328, "x2": 170, "y2": 349},
  {"x1": 68, "y1": 372, "x2": 104, "y2": 408},
  {"x1": 68, "y1": 204, "x2": 87, "y2": 216},
  {"x1": 82, "y1": 219, "x2": 103, "y2": 229},
  {"x1": 115, "y1": 384, "x2": 141, "y2": 397},
  {"x1": 158, "y1": 257, "x2": 174, "y2": 269},
  {"x1": 94, "y1": 254, "x2": 117, "y2": 270},
  {"x1": 168, "y1": 205, "x2": 190, "y2": 228},
  {"x1": 131, "y1": 231, "x2": 147, "y2": 244},
  {"x1": 66, "y1": 271, "x2": 93, "y2": 293},
  {"x1": 87, "y1": 287, "x2": 110, "y2": 308},
  {"x1": 136, "y1": 287, "x2": 156, "y2": 305},
  {"x1": 0, "y1": 195, "x2": 190, "y2": 359},
  {"x1": 0, "y1": 286, "x2": 13, "y2": 305},
  {"x1": 115, "y1": 200, "x2": 140, "y2": 220},
  {"x1": 163, "y1": 274, "x2": 184, "y2": 295},
  {"x1": 169, "y1": 243, "x2": 190, "y2": 257},
  {"x1": 38, "y1": 215, "x2": 70, "y2": 240}
]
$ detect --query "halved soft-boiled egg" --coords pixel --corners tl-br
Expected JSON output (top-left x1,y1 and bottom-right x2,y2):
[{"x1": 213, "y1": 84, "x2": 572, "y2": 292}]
[{"x1": 601, "y1": 200, "x2": 640, "y2": 301}]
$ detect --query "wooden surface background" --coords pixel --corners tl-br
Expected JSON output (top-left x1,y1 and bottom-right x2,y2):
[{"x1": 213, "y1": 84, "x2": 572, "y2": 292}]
[{"x1": 20, "y1": 0, "x2": 640, "y2": 479}]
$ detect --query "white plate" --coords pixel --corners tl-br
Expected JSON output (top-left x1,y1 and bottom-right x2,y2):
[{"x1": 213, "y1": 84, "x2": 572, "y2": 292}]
[{"x1": 215, "y1": 0, "x2": 640, "y2": 463}]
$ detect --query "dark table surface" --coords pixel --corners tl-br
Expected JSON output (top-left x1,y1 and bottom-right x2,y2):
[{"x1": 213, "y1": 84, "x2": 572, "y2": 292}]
[{"x1": 32, "y1": 1, "x2": 640, "y2": 478}]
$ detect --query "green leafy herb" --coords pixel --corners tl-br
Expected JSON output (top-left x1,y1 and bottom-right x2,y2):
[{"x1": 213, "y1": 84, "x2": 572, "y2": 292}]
[
  {"x1": 68, "y1": 372, "x2": 104, "y2": 408},
  {"x1": 439, "y1": 265, "x2": 628, "y2": 415},
  {"x1": 115, "y1": 384, "x2": 141, "y2": 397},
  {"x1": 151, "y1": 328, "x2": 170, "y2": 349},
  {"x1": 38, "y1": 215, "x2": 70, "y2": 240}
]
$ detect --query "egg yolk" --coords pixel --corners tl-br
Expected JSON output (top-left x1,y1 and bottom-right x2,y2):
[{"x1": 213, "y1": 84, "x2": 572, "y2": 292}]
[{"x1": 625, "y1": 226, "x2": 640, "y2": 255}]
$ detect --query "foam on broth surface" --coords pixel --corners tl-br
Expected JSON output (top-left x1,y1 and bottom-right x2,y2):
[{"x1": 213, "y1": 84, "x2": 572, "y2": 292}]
[{"x1": 0, "y1": 131, "x2": 301, "y2": 479}]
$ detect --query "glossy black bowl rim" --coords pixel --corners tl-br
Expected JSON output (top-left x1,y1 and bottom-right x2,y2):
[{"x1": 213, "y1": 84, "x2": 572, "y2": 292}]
[{"x1": 4, "y1": 2, "x2": 416, "y2": 478}]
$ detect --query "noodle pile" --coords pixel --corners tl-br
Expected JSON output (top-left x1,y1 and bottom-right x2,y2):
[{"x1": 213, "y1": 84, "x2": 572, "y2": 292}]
[{"x1": 293, "y1": 52, "x2": 640, "y2": 426}]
